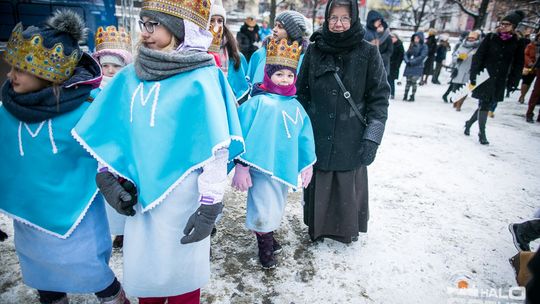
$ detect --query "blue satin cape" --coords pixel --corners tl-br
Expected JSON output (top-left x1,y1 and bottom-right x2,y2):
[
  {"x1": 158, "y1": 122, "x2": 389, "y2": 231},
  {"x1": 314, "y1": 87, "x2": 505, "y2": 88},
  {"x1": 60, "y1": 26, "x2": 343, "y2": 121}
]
[
  {"x1": 0, "y1": 103, "x2": 99, "y2": 238},
  {"x1": 73, "y1": 64, "x2": 245, "y2": 211},
  {"x1": 236, "y1": 93, "x2": 316, "y2": 189}
]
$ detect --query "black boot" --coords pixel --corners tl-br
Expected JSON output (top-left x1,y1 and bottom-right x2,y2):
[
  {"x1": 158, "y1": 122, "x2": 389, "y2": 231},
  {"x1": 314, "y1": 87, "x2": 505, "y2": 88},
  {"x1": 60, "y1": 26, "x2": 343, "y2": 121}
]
[
  {"x1": 478, "y1": 110, "x2": 489, "y2": 145},
  {"x1": 256, "y1": 232, "x2": 277, "y2": 269},
  {"x1": 408, "y1": 95, "x2": 415, "y2": 102},
  {"x1": 403, "y1": 88, "x2": 409, "y2": 101},
  {"x1": 464, "y1": 109, "x2": 478, "y2": 136}
]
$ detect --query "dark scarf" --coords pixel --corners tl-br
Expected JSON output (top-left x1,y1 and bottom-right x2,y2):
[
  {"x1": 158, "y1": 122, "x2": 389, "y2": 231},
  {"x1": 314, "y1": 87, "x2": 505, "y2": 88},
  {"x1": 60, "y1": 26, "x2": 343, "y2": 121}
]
[
  {"x1": 134, "y1": 46, "x2": 215, "y2": 81},
  {"x1": 240, "y1": 23, "x2": 260, "y2": 43},
  {"x1": 1, "y1": 54, "x2": 98, "y2": 123},
  {"x1": 311, "y1": 0, "x2": 365, "y2": 54}
]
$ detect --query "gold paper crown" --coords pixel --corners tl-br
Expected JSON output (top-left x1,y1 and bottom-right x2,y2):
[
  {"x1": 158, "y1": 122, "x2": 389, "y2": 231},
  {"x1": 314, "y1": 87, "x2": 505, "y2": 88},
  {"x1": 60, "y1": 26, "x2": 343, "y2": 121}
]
[
  {"x1": 266, "y1": 38, "x2": 302, "y2": 69},
  {"x1": 142, "y1": 0, "x2": 212, "y2": 30},
  {"x1": 3, "y1": 23, "x2": 80, "y2": 84},
  {"x1": 208, "y1": 24, "x2": 223, "y2": 53},
  {"x1": 95, "y1": 26, "x2": 132, "y2": 52}
]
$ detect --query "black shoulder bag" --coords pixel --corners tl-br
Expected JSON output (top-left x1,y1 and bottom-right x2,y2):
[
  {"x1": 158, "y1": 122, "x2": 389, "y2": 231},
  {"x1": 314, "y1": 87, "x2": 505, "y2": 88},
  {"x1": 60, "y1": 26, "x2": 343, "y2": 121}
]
[{"x1": 333, "y1": 71, "x2": 368, "y2": 126}]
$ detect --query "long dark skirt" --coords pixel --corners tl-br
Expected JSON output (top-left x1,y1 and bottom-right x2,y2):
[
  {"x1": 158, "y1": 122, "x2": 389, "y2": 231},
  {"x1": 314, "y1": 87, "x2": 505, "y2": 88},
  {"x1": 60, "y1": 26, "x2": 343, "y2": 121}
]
[{"x1": 303, "y1": 167, "x2": 369, "y2": 243}]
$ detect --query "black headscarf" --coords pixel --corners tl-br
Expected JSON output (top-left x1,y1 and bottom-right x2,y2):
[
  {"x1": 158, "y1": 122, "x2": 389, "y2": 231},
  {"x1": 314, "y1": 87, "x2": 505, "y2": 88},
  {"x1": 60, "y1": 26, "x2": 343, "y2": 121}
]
[{"x1": 311, "y1": 0, "x2": 365, "y2": 54}]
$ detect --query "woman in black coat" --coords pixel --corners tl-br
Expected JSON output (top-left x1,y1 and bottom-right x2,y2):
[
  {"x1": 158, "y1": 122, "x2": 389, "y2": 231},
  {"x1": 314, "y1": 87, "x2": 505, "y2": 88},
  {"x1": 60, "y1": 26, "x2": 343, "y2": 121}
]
[
  {"x1": 236, "y1": 17, "x2": 260, "y2": 62},
  {"x1": 420, "y1": 29, "x2": 437, "y2": 85},
  {"x1": 389, "y1": 33, "x2": 404, "y2": 99},
  {"x1": 296, "y1": 0, "x2": 389, "y2": 243},
  {"x1": 464, "y1": 10, "x2": 525, "y2": 145}
]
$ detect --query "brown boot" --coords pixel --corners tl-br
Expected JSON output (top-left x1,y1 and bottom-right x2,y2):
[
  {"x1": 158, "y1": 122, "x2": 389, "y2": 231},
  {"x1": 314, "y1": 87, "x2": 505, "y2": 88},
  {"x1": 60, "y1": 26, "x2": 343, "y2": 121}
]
[{"x1": 454, "y1": 97, "x2": 465, "y2": 111}]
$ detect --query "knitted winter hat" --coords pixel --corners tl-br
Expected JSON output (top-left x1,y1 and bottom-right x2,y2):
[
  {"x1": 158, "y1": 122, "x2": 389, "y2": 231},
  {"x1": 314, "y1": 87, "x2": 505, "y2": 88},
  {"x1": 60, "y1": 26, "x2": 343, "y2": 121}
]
[
  {"x1": 140, "y1": 10, "x2": 185, "y2": 41},
  {"x1": 502, "y1": 10, "x2": 525, "y2": 27},
  {"x1": 99, "y1": 54, "x2": 125, "y2": 67},
  {"x1": 210, "y1": 0, "x2": 226, "y2": 23},
  {"x1": 2, "y1": 10, "x2": 86, "y2": 84},
  {"x1": 93, "y1": 26, "x2": 133, "y2": 65},
  {"x1": 265, "y1": 64, "x2": 296, "y2": 77},
  {"x1": 275, "y1": 11, "x2": 306, "y2": 42}
]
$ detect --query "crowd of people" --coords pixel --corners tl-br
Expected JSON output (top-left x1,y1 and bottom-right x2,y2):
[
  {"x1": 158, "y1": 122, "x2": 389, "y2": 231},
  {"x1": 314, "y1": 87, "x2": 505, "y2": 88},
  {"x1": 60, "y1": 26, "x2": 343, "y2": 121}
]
[{"x1": 0, "y1": 0, "x2": 538, "y2": 303}]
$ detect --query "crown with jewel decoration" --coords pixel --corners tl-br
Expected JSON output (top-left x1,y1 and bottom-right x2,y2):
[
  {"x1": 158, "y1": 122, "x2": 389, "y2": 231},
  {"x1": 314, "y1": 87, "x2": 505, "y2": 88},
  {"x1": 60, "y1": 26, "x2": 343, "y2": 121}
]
[
  {"x1": 208, "y1": 24, "x2": 223, "y2": 53},
  {"x1": 3, "y1": 23, "x2": 81, "y2": 84},
  {"x1": 266, "y1": 38, "x2": 302, "y2": 69},
  {"x1": 142, "y1": 0, "x2": 212, "y2": 30},
  {"x1": 95, "y1": 26, "x2": 132, "y2": 53}
]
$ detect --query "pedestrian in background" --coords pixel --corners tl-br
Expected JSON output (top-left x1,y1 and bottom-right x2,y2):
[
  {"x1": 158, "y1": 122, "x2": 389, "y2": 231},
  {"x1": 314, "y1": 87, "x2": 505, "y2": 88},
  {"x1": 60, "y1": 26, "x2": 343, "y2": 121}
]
[
  {"x1": 525, "y1": 30, "x2": 540, "y2": 123},
  {"x1": 464, "y1": 10, "x2": 525, "y2": 145},
  {"x1": 237, "y1": 17, "x2": 260, "y2": 62},
  {"x1": 431, "y1": 35, "x2": 450, "y2": 84},
  {"x1": 389, "y1": 33, "x2": 404, "y2": 100},
  {"x1": 520, "y1": 31, "x2": 538, "y2": 104},
  {"x1": 442, "y1": 30, "x2": 481, "y2": 110},
  {"x1": 403, "y1": 32, "x2": 428, "y2": 102},
  {"x1": 419, "y1": 28, "x2": 437, "y2": 85},
  {"x1": 364, "y1": 10, "x2": 393, "y2": 74}
]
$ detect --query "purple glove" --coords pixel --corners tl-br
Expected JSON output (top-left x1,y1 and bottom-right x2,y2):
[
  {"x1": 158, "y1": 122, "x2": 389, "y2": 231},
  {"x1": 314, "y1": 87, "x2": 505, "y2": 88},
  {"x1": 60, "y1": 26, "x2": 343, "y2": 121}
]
[{"x1": 232, "y1": 164, "x2": 252, "y2": 192}]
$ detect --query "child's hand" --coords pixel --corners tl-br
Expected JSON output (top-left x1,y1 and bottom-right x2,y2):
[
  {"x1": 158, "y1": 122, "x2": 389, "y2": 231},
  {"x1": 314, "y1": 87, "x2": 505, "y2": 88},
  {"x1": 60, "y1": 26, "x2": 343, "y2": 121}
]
[
  {"x1": 301, "y1": 166, "x2": 313, "y2": 188},
  {"x1": 232, "y1": 164, "x2": 252, "y2": 192}
]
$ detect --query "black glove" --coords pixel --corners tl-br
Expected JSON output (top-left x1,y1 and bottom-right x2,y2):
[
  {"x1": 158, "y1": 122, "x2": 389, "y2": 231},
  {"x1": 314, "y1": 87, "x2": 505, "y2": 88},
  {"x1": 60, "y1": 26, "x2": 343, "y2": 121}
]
[
  {"x1": 360, "y1": 139, "x2": 379, "y2": 166},
  {"x1": 0, "y1": 229, "x2": 7, "y2": 242},
  {"x1": 181, "y1": 202, "x2": 223, "y2": 244},
  {"x1": 96, "y1": 171, "x2": 137, "y2": 216}
]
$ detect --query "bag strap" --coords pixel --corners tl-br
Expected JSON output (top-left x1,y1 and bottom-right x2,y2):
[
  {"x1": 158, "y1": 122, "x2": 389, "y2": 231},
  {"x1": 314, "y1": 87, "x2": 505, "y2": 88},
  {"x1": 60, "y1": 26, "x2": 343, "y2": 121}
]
[{"x1": 333, "y1": 72, "x2": 367, "y2": 126}]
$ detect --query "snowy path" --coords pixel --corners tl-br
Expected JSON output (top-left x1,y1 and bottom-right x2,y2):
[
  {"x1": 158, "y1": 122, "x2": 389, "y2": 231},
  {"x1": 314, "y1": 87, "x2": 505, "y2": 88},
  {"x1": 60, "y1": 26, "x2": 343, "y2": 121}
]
[{"x1": 1, "y1": 81, "x2": 539, "y2": 303}]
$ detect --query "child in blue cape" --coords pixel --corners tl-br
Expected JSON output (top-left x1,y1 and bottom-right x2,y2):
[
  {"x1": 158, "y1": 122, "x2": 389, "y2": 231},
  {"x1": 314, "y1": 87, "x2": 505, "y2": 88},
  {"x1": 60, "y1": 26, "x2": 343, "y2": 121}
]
[
  {"x1": 246, "y1": 10, "x2": 308, "y2": 85},
  {"x1": 72, "y1": 1, "x2": 244, "y2": 303},
  {"x1": 232, "y1": 38, "x2": 316, "y2": 269},
  {"x1": 91, "y1": 25, "x2": 134, "y2": 249},
  {"x1": 0, "y1": 10, "x2": 128, "y2": 304},
  {"x1": 208, "y1": 0, "x2": 250, "y2": 104}
]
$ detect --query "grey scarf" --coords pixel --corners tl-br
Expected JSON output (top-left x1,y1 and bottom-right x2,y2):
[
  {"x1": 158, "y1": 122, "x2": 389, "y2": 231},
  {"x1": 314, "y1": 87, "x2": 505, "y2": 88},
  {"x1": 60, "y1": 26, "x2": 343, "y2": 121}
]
[{"x1": 134, "y1": 46, "x2": 214, "y2": 81}]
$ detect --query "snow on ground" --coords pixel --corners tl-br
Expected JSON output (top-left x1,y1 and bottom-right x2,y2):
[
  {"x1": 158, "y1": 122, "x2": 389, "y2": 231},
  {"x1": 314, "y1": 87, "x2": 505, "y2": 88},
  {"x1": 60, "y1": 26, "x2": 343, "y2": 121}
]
[{"x1": 1, "y1": 73, "x2": 540, "y2": 303}]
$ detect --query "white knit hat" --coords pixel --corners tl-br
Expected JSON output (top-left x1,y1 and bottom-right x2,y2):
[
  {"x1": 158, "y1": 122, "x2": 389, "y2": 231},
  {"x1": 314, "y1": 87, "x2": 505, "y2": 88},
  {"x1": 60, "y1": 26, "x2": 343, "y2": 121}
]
[{"x1": 210, "y1": 0, "x2": 226, "y2": 23}]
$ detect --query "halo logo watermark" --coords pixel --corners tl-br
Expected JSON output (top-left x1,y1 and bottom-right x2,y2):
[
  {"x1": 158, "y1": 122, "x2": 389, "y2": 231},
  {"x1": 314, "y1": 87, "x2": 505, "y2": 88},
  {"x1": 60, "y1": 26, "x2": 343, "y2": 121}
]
[{"x1": 446, "y1": 271, "x2": 525, "y2": 304}]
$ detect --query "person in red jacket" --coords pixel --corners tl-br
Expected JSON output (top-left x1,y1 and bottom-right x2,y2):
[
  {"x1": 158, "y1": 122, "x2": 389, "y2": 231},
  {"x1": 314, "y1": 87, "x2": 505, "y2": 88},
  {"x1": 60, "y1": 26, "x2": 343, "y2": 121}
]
[{"x1": 519, "y1": 32, "x2": 537, "y2": 104}]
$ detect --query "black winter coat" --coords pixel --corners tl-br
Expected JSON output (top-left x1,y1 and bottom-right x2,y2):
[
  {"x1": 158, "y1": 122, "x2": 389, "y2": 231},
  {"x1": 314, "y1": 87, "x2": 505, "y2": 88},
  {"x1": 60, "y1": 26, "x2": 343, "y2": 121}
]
[
  {"x1": 470, "y1": 32, "x2": 525, "y2": 102},
  {"x1": 389, "y1": 39, "x2": 404, "y2": 80},
  {"x1": 297, "y1": 42, "x2": 390, "y2": 171}
]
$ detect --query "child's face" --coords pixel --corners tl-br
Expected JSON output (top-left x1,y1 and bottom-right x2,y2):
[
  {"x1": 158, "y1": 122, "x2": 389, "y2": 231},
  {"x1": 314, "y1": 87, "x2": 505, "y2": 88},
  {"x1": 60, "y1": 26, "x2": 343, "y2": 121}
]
[
  {"x1": 139, "y1": 16, "x2": 174, "y2": 50},
  {"x1": 211, "y1": 15, "x2": 224, "y2": 29},
  {"x1": 270, "y1": 69, "x2": 295, "y2": 86},
  {"x1": 7, "y1": 66, "x2": 50, "y2": 94},
  {"x1": 272, "y1": 21, "x2": 288, "y2": 40},
  {"x1": 101, "y1": 63, "x2": 123, "y2": 77}
]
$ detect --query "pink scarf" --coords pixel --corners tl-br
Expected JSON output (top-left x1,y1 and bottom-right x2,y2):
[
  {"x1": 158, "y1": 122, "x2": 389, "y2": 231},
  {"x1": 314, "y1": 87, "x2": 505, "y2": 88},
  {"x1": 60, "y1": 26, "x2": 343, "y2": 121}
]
[
  {"x1": 499, "y1": 32, "x2": 513, "y2": 41},
  {"x1": 261, "y1": 72, "x2": 297, "y2": 96}
]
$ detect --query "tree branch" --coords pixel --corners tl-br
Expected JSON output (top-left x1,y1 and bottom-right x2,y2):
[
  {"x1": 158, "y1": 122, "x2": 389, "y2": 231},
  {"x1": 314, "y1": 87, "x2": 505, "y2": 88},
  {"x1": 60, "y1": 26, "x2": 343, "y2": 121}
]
[{"x1": 449, "y1": 0, "x2": 479, "y2": 18}]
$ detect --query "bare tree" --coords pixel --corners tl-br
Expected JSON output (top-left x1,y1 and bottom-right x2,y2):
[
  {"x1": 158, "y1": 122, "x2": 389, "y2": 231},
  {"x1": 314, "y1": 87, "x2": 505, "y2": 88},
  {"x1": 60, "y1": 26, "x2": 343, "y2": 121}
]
[
  {"x1": 447, "y1": 0, "x2": 490, "y2": 30},
  {"x1": 398, "y1": 0, "x2": 451, "y2": 32},
  {"x1": 270, "y1": 0, "x2": 277, "y2": 27}
]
